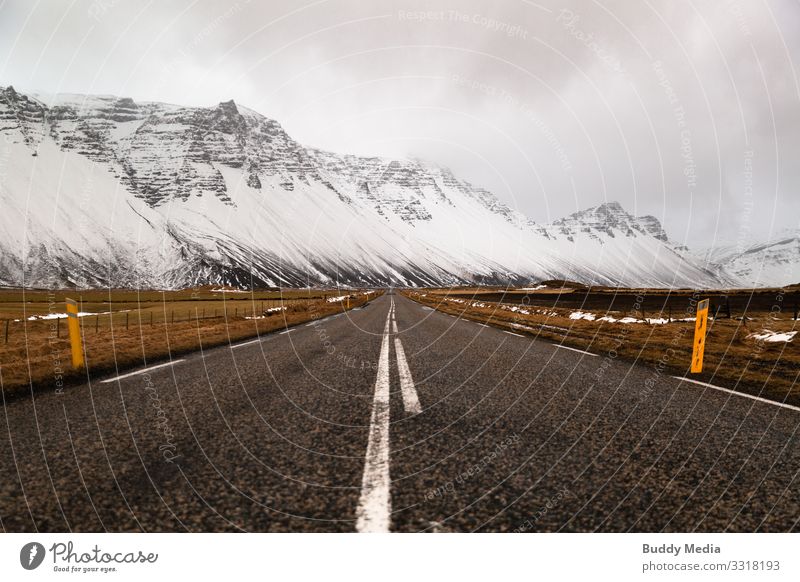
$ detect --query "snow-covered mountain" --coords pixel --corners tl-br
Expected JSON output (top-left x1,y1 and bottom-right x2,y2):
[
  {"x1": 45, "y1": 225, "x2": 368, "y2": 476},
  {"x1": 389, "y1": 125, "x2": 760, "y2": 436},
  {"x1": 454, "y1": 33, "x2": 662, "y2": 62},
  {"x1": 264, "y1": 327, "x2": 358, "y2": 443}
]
[
  {"x1": 695, "y1": 232, "x2": 800, "y2": 288},
  {"x1": 0, "y1": 85, "x2": 730, "y2": 288}
]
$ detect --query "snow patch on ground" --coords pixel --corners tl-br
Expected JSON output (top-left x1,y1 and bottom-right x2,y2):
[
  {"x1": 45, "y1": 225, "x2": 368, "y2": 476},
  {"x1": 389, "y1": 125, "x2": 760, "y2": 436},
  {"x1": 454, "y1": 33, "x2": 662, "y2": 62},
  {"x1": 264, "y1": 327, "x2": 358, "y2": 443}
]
[
  {"x1": 246, "y1": 306, "x2": 287, "y2": 319},
  {"x1": 25, "y1": 311, "x2": 96, "y2": 321},
  {"x1": 569, "y1": 311, "x2": 695, "y2": 325},
  {"x1": 327, "y1": 295, "x2": 350, "y2": 302},
  {"x1": 747, "y1": 330, "x2": 797, "y2": 343}
]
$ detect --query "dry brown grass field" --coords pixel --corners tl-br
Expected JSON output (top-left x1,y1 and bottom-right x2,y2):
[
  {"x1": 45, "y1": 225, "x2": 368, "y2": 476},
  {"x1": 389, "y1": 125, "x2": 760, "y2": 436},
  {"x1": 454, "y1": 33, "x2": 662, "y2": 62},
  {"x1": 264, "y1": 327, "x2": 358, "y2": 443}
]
[
  {"x1": 405, "y1": 287, "x2": 800, "y2": 407},
  {"x1": 0, "y1": 287, "x2": 380, "y2": 398}
]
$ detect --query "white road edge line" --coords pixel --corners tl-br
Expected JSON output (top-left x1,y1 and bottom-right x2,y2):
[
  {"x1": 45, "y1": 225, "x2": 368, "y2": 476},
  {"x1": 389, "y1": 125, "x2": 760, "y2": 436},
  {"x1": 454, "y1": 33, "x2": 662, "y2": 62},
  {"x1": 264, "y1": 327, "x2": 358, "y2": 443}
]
[
  {"x1": 279, "y1": 329, "x2": 294, "y2": 334},
  {"x1": 673, "y1": 376, "x2": 800, "y2": 413},
  {"x1": 394, "y1": 337, "x2": 422, "y2": 415},
  {"x1": 231, "y1": 338, "x2": 262, "y2": 349},
  {"x1": 503, "y1": 330, "x2": 524, "y2": 337},
  {"x1": 554, "y1": 344, "x2": 598, "y2": 357},
  {"x1": 356, "y1": 301, "x2": 393, "y2": 533},
  {"x1": 100, "y1": 359, "x2": 186, "y2": 383}
]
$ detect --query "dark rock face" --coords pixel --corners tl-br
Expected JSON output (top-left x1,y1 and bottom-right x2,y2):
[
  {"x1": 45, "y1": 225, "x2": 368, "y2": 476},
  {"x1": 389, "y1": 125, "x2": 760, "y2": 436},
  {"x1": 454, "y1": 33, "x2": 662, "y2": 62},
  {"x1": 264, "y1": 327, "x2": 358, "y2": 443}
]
[
  {"x1": 0, "y1": 86, "x2": 48, "y2": 147},
  {"x1": 551, "y1": 202, "x2": 672, "y2": 245}
]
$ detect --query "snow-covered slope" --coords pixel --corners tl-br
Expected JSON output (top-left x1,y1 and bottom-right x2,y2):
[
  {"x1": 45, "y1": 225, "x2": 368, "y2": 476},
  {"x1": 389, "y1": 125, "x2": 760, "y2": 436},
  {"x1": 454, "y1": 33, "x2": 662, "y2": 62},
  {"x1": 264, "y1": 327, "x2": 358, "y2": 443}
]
[
  {"x1": 695, "y1": 232, "x2": 800, "y2": 288},
  {"x1": 0, "y1": 85, "x2": 727, "y2": 289}
]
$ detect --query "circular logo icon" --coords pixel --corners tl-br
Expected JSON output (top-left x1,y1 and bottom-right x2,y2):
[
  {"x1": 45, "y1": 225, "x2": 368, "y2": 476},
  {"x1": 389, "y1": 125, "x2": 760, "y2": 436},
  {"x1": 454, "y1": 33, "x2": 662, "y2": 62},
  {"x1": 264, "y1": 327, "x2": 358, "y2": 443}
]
[{"x1": 20, "y1": 542, "x2": 46, "y2": 570}]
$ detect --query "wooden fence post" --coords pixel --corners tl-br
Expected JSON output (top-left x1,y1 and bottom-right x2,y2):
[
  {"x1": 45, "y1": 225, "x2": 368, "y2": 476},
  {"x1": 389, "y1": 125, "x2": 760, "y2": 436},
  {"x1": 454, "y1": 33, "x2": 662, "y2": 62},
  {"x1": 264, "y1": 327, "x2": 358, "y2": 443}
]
[
  {"x1": 95, "y1": 315, "x2": 99, "y2": 333},
  {"x1": 126, "y1": 312, "x2": 129, "y2": 330}
]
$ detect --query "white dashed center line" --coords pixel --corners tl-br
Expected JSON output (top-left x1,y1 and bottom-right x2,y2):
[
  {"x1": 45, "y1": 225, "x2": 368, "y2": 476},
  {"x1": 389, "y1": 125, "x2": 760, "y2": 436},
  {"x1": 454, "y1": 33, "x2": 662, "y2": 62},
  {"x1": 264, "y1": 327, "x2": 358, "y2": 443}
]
[{"x1": 394, "y1": 337, "x2": 421, "y2": 415}]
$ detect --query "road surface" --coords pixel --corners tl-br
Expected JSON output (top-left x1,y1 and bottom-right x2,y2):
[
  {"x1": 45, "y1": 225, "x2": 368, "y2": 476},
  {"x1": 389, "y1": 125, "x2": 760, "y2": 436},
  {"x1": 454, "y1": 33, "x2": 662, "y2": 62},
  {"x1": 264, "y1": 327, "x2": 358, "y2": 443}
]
[{"x1": 1, "y1": 293, "x2": 798, "y2": 532}]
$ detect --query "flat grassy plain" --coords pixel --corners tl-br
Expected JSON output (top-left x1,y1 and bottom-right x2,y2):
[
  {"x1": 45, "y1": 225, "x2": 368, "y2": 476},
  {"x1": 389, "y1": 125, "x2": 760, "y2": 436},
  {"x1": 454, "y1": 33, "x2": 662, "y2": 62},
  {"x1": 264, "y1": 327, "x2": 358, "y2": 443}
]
[
  {"x1": 405, "y1": 286, "x2": 800, "y2": 407},
  {"x1": 0, "y1": 287, "x2": 379, "y2": 398}
]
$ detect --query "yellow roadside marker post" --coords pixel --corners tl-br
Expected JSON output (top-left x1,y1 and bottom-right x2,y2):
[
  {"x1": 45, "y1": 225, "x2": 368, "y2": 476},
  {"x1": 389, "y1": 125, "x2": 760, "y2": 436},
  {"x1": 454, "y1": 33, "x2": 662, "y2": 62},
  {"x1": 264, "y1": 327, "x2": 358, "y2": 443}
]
[
  {"x1": 65, "y1": 298, "x2": 85, "y2": 369},
  {"x1": 691, "y1": 299, "x2": 710, "y2": 373}
]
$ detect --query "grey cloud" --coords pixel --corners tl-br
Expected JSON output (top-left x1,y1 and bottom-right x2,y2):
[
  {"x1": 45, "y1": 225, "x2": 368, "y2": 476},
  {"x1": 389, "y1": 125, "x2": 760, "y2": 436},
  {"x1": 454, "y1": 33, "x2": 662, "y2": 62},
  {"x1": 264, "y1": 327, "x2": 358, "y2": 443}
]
[{"x1": 1, "y1": 0, "x2": 798, "y2": 248}]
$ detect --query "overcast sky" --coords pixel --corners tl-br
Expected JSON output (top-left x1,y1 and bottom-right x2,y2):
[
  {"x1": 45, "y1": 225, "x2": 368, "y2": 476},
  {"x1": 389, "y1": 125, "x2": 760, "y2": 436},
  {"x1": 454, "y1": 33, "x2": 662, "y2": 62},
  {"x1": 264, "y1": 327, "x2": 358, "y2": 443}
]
[{"x1": 2, "y1": 0, "x2": 799, "y2": 248}]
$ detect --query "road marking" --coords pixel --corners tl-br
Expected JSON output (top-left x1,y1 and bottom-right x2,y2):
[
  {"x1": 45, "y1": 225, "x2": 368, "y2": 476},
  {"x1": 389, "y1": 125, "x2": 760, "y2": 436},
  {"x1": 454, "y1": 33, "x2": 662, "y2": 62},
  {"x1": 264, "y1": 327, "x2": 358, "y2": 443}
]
[
  {"x1": 477, "y1": 323, "x2": 489, "y2": 328},
  {"x1": 356, "y1": 304, "x2": 393, "y2": 533},
  {"x1": 512, "y1": 322, "x2": 569, "y2": 334},
  {"x1": 305, "y1": 321, "x2": 318, "y2": 327},
  {"x1": 230, "y1": 338, "x2": 262, "y2": 349},
  {"x1": 279, "y1": 329, "x2": 294, "y2": 335},
  {"x1": 392, "y1": 318, "x2": 398, "y2": 333},
  {"x1": 394, "y1": 337, "x2": 422, "y2": 415},
  {"x1": 554, "y1": 344, "x2": 597, "y2": 357},
  {"x1": 673, "y1": 376, "x2": 800, "y2": 413},
  {"x1": 504, "y1": 330, "x2": 524, "y2": 337},
  {"x1": 100, "y1": 359, "x2": 186, "y2": 383}
]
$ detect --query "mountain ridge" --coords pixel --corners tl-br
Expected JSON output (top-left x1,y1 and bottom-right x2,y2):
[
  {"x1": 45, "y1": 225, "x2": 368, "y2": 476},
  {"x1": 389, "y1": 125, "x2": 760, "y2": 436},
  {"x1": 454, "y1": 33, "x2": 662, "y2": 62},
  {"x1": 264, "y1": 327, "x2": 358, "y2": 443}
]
[{"x1": 0, "y1": 85, "x2": 756, "y2": 289}]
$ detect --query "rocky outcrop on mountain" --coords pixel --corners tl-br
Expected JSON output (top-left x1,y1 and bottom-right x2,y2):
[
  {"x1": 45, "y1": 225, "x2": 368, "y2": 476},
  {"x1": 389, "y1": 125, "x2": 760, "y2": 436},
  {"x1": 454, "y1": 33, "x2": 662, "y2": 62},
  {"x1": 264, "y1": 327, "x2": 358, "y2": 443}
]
[
  {"x1": 549, "y1": 202, "x2": 670, "y2": 243},
  {"x1": 0, "y1": 86, "x2": 48, "y2": 148},
  {"x1": 0, "y1": 85, "x2": 735, "y2": 289}
]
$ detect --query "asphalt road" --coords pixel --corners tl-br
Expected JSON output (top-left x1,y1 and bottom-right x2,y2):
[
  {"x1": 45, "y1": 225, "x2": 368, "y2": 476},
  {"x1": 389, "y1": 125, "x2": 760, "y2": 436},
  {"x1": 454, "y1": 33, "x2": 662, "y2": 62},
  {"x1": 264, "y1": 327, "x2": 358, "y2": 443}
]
[{"x1": 1, "y1": 293, "x2": 798, "y2": 532}]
